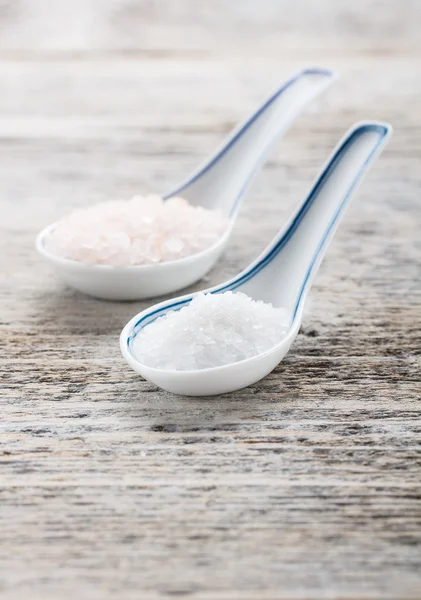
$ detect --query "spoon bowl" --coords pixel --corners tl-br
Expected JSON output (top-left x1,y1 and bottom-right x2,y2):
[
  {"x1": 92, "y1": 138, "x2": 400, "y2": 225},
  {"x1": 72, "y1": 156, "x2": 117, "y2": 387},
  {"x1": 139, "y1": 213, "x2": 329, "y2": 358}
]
[
  {"x1": 121, "y1": 121, "x2": 392, "y2": 395},
  {"x1": 36, "y1": 67, "x2": 335, "y2": 300},
  {"x1": 36, "y1": 221, "x2": 233, "y2": 301}
]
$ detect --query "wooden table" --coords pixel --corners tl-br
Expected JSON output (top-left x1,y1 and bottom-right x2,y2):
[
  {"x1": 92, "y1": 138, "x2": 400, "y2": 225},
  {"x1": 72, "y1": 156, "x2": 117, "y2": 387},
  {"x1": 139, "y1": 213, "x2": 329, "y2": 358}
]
[{"x1": 1, "y1": 2, "x2": 420, "y2": 598}]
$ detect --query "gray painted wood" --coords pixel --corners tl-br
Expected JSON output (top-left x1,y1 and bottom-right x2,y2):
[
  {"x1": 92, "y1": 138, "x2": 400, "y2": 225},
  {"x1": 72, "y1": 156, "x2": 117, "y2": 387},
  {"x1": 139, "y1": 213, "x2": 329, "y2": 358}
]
[{"x1": 0, "y1": 2, "x2": 420, "y2": 598}]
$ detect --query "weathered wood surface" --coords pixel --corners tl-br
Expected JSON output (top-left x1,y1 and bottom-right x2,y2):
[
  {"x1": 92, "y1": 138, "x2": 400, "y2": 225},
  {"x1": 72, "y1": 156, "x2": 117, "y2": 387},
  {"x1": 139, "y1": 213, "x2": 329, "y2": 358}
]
[{"x1": 1, "y1": 1, "x2": 421, "y2": 599}]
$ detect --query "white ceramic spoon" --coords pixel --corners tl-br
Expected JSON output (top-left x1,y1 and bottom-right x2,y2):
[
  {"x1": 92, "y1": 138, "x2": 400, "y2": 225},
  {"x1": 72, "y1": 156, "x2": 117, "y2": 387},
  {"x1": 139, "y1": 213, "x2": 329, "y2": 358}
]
[
  {"x1": 120, "y1": 121, "x2": 392, "y2": 396},
  {"x1": 36, "y1": 67, "x2": 334, "y2": 300}
]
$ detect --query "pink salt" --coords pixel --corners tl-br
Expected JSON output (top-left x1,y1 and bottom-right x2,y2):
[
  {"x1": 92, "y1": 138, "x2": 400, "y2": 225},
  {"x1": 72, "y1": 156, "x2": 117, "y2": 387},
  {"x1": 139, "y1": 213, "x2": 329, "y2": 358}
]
[{"x1": 45, "y1": 195, "x2": 229, "y2": 266}]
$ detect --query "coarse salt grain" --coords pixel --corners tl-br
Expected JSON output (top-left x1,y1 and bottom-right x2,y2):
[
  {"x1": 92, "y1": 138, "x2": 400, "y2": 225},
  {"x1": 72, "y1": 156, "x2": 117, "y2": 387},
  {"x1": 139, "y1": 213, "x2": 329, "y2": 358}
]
[
  {"x1": 45, "y1": 195, "x2": 228, "y2": 266},
  {"x1": 131, "y1": 292, "x2": 290, "y2": 371}
]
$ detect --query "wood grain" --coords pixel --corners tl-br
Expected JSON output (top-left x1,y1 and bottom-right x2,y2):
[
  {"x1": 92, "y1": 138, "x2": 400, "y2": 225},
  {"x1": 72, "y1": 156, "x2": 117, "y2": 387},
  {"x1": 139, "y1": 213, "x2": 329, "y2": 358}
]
[{"x1": 0, "y1": 2, "x2": 420, "y2": 598}]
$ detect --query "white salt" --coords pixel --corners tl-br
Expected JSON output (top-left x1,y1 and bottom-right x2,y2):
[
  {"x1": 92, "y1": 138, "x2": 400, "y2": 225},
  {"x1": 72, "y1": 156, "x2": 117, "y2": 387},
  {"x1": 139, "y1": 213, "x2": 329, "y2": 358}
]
[
  {"x1": 45, "y1": 195, "x2": 228, "y2": 266},
  {"x1": 131, "y1": 291, "x2": 290, "y2": 371}
]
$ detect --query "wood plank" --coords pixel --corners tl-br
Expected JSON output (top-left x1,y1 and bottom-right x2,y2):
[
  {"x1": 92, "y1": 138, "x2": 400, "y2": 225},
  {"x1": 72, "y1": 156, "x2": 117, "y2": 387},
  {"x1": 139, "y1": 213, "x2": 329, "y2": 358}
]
[{"x1": 1, "y1": 0, "x2": 420, "y2": 55}]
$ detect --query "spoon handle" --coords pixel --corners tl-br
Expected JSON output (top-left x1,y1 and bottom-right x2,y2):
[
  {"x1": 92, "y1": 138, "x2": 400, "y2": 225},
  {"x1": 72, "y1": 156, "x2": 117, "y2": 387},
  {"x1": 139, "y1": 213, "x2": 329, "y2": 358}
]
[
  {"x1": 167, "y1": 68, "x2": 335, "y2": 215},
  {"x1": 239, "y1": 121, "x2": 392, "y2": 315}
]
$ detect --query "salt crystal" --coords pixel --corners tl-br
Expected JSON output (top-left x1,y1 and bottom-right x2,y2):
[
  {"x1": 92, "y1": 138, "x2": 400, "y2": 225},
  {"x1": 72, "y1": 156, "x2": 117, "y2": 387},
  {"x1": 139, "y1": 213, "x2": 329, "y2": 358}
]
[
  {"x1": 164, "y1": 237, "x2": 184, "y2": 253},
  {"x1": 45, "y1": 194, "x2": 228, "y2": 266},
  {"x1": 131, "y1": 292, "x2": 290, "y2": 371}
]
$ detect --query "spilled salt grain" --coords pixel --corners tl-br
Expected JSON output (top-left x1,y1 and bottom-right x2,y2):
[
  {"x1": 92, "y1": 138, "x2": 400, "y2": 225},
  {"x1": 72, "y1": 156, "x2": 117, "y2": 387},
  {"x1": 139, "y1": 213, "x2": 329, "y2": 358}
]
[
  {"x1": 45, "y1": 195, "x2": 228, "y2": 266},
  {"x1": 131, "y1": 291, "x2": 290, "y2": 371}
]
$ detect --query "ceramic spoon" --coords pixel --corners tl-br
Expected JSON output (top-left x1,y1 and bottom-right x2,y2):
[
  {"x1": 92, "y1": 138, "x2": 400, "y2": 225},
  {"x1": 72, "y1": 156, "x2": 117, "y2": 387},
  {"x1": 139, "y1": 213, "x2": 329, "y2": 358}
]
[
  {"x1": 36, "y1": 67, "x2": 334, "y2": 300},
  {"x1": 120, "y1": 121, "x2": 392, "y2": 395}
]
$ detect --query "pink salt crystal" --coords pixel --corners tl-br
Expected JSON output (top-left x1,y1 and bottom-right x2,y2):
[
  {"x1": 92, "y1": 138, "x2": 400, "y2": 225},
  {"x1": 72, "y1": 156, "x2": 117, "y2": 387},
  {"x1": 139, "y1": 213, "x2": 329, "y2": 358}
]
[
  {"x1": 165, "y1": 237, "x2": 184, "y2": 252},
  {"x1": 45, "y1": 194, "x2": 228, "y2": 266}
]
